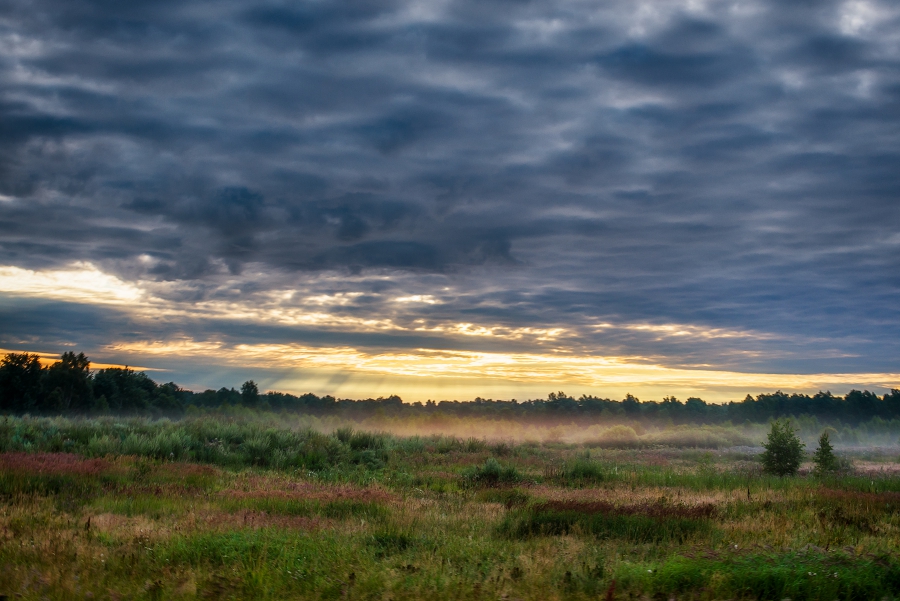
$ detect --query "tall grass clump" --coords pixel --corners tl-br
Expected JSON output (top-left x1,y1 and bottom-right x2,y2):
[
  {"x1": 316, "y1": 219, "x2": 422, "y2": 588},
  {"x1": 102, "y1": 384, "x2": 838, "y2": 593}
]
[
  {"x1": 463, "y1": 457, "x2": 522, "y2": 486},
  {"x1": 589, "y1": 425, "x2": 640, "y2": 448},
  {"x1": 555, "y1": 454, "x2": 606, "y2": 486}
]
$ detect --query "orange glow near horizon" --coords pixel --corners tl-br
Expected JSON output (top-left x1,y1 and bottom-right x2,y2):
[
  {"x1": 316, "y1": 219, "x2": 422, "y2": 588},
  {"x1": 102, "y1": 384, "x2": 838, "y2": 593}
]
[
  {"x1": 0, "y1": 349, "x2": 157, "y2": 372},
  {"x1": 105, "y1": 339, "x2": 900, "y2": 403},
  {"x1": 3, "y1": 262, "x2": 899, "y2": 403}
]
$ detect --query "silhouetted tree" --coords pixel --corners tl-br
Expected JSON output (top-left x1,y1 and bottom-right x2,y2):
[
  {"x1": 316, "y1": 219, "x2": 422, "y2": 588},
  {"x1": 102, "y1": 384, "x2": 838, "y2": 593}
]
[
  {"x1": 885, "y1": 389, "x2": 900, "y2": 416},
  {"x1": 6, "y1": 348, "x2": 900, "y2": 423},
  {"x1": 154, "y1": 382, "x2": 186, "y2": 412},
  {"x1": 844, "y1": 389, "x2": 881, "y2": 419},
  {"x1": 622, "y1": 393, "x2": 641, "y2": 416},
  {"x1": 0, "y1": 353, "x2": 44, "y2": 411},
  {"x1": 547, "y1": 391, "x2": 576, "y2": 412},
  {"x1": 93, "y1": 367, "x2": 154, "y2": 411},
  {"x1": 43, "y1": 352, "x2": 92, "y2": 411},
  {"x1": 241, "y1": 380, "x2": 260, "y2": 406},
  {"x1": 685, "y1": 397, "x2": 708, "y2": 419}
]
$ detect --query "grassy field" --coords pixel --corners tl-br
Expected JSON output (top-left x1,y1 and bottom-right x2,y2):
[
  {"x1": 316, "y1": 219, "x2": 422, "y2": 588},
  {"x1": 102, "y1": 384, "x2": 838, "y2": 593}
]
[{"x1": 1, "y1": 414, "x2": 899, "y2": 600}]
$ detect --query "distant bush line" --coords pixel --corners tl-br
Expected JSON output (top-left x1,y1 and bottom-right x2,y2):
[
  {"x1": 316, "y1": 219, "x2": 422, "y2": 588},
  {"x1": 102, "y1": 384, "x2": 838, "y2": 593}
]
[{"x1": 1, "y1": 351, "x2": 899, "y2": 425}]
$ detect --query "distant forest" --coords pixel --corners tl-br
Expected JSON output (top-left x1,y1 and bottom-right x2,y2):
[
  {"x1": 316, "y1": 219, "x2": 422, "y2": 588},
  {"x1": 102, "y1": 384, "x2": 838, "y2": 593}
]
[{"x1": 1, "y1": 351, "x2": 899, "y2": 425}]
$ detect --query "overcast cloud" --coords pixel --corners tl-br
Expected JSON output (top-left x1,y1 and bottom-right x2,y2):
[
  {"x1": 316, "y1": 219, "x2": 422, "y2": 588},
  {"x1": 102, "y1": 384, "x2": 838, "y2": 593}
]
[{"x1": 1, "y1": 0, "x2": 899, "y2": 398}]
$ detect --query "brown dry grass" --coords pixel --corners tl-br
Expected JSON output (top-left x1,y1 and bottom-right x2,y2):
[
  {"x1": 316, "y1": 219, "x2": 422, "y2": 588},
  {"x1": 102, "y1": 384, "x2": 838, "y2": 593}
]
[{"x1": 191, "y1": 509, "x2": 328, "y2": 532}]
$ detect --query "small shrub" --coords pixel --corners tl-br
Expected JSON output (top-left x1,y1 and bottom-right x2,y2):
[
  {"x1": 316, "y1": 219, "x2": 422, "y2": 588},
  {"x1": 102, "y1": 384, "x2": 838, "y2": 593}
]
[
  {"x1": 333, "y1": 427, "x2": 354, "y2": 444},
  {"x1": 242, "y1": 434, "x2": 274, "y2": 466},
  {"x1": 761, "y1": 420, "x2": 804, "y2": 476},
  {"x1": 464, "y1": 457, "x2": 521, "y2": 485},
  {"x1": 464, "y1": 437, "x2": 486, "y2": 452},
  {"x1": 348, "y1": 430, "x2": 386, "y2": 451},
  {"x1": 591, "y1": 425, "x2": 640, "y2": 448},
  {"x1": 561, "y1": 561, "x2": 607, "y2": 595},
  {"x1": 562, "y1": 457, "x2": 606, "y2": 484},
  {"x1": 812, "y1": 430, "x2": 838, "y2": 475},
  {"x1": 354, "y1": 448, "x2": 386, "y2": 469},
  {"x1": 489, "y1": 441, "x2": 512, "y2": 456},
  {"x1": 367, "y1": 528, "x2": 422, "y2": 557},
  {"x1": 434, "y1": 436, "x2": 461, "y2": 454}
]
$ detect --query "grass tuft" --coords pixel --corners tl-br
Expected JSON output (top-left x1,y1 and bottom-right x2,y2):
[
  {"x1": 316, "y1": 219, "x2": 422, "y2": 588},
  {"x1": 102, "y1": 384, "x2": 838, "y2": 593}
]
[{"x1": 463, "y1": 457, "x2": 522, "y2": 486}]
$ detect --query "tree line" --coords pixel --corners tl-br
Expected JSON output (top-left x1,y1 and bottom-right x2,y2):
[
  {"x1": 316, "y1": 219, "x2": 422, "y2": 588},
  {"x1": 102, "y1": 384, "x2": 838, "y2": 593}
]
[{"x1": 1, "y1": 351, "x2": 899, "y2": 424}]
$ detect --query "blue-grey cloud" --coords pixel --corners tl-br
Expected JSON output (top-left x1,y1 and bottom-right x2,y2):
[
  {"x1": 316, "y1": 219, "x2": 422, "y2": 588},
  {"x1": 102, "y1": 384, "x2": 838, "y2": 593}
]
[{"x1": 1, "y1": 0, "x2": 899, "y2": 381}]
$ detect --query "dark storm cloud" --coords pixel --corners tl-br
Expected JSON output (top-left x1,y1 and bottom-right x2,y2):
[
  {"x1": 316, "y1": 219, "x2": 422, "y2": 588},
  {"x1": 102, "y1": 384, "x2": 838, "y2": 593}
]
[{"x1": 1, "y1": 0, "x2": 900, "y2": 373}]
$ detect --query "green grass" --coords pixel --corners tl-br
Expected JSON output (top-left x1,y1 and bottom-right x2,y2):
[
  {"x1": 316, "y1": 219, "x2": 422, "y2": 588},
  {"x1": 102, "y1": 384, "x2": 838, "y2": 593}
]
[
  {"x1": 616, "y1": 552, "x2": 900, "y2": 600},
  {"x1": 462, "y1": 456, "x2": 522, "y2": 485},
  {"x1": 499, "y1": 505, "x2": 714, "y2": 544},
  {"x1": 218, "y1": 496, "x2": 390, "y2": 520},
  {"x1": 0, "y1": 413, "x2": 899, "y2": 599}
]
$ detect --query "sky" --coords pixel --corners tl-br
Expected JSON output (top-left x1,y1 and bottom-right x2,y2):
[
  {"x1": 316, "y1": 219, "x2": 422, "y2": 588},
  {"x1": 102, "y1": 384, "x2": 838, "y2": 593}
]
[{"x1": 1, "y1": 0, "x2": 899, "y2": 403}]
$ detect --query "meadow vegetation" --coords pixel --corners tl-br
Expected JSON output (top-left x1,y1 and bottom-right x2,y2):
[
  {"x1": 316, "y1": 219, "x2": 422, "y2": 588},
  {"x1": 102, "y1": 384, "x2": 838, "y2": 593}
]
[{"x1": 1, "y1": 413, "x2": 900, "y2": 600}]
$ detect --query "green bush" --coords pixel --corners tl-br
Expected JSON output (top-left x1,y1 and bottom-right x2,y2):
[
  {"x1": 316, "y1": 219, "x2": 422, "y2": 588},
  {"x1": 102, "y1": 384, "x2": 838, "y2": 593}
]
[
  {"x1": 591, "y1": 425, "x2": 640, "y2": 448},
  {"x1": 812, "y1": 430, "x2": 838, "y2": 475},
  {"x1": 561, "y1": 457, "x2": 606, "y2": 484},
  {"x1": 464, "y1": 457, "x2": 521, "y2": 485}
]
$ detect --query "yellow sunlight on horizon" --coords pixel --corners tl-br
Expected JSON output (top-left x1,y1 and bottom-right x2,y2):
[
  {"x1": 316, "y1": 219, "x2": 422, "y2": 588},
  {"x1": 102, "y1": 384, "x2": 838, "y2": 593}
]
[
  {"x1": 3, "y1": 262, "x2": 899, "y2": 403},
  {"x1": 107, "y1": 339, "x2": 900, "y2": 403}
]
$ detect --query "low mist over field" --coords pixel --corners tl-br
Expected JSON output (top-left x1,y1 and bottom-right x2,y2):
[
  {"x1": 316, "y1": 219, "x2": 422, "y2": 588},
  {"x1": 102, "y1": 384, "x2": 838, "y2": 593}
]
[{"x1": 4, "y1": 350, "x2": 900, "y2": 448}]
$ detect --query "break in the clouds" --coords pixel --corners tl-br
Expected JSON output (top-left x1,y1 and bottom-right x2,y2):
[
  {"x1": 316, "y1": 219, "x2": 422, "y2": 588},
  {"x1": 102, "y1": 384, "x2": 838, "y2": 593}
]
[{"x1": 1, "y1": 0, "x2": 899, "y2": 400}]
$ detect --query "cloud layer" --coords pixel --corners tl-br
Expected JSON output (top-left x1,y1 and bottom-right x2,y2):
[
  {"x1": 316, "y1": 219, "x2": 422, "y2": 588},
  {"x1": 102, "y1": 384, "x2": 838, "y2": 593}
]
[{"x1": 1, "y1": 0, "x2": 899, "y2": 398}]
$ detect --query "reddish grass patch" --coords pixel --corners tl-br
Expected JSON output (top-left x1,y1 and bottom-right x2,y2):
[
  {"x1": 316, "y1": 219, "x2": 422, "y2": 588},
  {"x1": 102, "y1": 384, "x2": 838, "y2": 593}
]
[
  {"x1": 638, "y1": 453, "x2": 671, "y2": 467},
  {"x1": 447, "y1": 454, "x2": 491, "y2": 467},
  {"x1": 106, "y1": 482, "x2": 208, "y2": 497},
  {"x1": 154, "y1": 462, "x2": 221, "y2": 479},
  {"x1": 0, "y1": 452, "x2": 110, "y2": 476}
]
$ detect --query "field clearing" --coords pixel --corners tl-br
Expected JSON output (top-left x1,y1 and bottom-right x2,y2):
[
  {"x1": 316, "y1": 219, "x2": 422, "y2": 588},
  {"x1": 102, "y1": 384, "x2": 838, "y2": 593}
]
[{"x1": 1, "y1": 415, "x2": 900, "y2": 600}]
